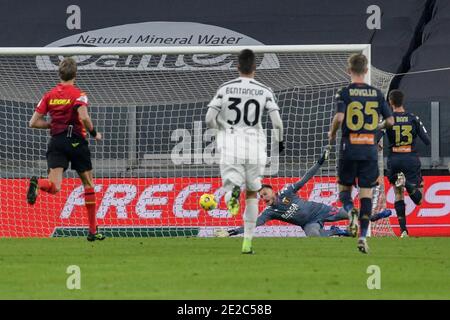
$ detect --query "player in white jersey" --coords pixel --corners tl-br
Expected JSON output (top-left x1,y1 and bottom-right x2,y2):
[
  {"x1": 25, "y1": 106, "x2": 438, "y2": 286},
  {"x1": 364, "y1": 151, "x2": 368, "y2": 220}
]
[{"x1": 205, "y1": 49, "x2": 284, "y2": 254}]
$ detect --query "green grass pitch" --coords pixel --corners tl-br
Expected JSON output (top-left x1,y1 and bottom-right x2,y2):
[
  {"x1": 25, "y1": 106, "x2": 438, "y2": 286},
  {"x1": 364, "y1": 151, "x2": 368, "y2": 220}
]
[{"x1": 0, "y1": 237, "x2": 449, "y2": 299}]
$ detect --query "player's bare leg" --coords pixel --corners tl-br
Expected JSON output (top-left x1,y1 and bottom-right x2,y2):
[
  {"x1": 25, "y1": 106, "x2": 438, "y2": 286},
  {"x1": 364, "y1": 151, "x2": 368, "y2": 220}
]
[
  {"x1": 78, "y1": 170, "x2": 105, "y2": 241},
  {"x1": 242, "y1": 190, "x2": 258, "y2": 254},
  {"x1": 27, "y1": 168, "x2": 63, "y2": 205},
  {"x1": 339, "y1": 184, "x2": 358, "y2": 237}
]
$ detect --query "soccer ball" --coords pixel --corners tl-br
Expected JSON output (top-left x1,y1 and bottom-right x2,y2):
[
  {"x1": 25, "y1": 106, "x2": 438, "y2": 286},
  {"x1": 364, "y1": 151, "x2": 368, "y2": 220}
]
[{"x1": 199, "y1": 193, "x2": 217, "y2": 211}]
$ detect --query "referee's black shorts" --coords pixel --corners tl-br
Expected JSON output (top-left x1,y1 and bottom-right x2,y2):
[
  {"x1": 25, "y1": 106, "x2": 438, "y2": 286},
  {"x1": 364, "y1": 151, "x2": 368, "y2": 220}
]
[{"x1": 46, "y1": 133, "x2": 92, "y2": 173}]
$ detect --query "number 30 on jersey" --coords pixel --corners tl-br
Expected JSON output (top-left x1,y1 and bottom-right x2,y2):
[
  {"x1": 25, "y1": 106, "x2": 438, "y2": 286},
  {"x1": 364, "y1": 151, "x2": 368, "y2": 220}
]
[{"x1": 227, "y1": 97, "x2": 260, "y2": 126}]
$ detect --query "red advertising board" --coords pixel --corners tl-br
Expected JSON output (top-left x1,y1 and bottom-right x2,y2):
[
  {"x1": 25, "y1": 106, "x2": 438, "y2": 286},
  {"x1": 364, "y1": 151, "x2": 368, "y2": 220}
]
[{"x1": 0, "y1": 176, "x2": 449, "y2": 237}]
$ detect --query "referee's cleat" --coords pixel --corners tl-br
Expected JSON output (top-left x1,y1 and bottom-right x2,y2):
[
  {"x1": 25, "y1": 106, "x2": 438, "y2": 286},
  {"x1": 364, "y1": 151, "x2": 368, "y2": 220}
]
[
  {"x1": 357, "y1": 238, "x2": 369, "y2": 254},
  {"x1": 241, "y1": 238, "x2": 254, "y2": 254},
  {"x1": 400, "y1": 230, "x2": 409, "y2": 238},
  {"x1": 226, "y1": 186, "x2": 241, "y2": 216},
  {"x1": 395, "y1": 172, "x2": 406, "y2": 188},
  {"x1": 27, "y1": 176, "x2": 39, "y2": 205},
  {"x1": 87, "y1": 229, "x2": 106, "y2": 242},
  {"x1": 347, "y1": 208, "x2": 359, "y2": 237},
  {"x1": 370, "y1": 209, "x2": 392, "y2": 222}
]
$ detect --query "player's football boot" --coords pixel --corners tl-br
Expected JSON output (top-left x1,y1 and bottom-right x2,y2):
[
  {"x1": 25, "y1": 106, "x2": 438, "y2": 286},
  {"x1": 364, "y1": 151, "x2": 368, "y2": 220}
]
[
  {"x1": 226, "y1": 186, "x2": 241, "y2": 216},
  {"x1": 357, "y1": 238, "x2": 369, "y2": 254},
  {"x1": 26, "y1": 176, "x2": 39, "y2": 205},
  {"x1": 87, "y1": 228, "x2": 106, "y2": 242},
  {"x1": 400, "y1": 230, "x2": 409, "y2": 238},
  {"x1": 370, "y1": 209, "x2": 392, "y2": 221},
  {"x1": 395, "y1": 172, "x2": 406, "y2": 188},
  {"x1": 241, "y1": 238, "x2": 254, "y2": 254},
  {"x1": 330, "y1": 225, "x2": 351, "y2": 237},
  {"x1": 347, "y1": 208, "x2": 359, "y2": 237}
]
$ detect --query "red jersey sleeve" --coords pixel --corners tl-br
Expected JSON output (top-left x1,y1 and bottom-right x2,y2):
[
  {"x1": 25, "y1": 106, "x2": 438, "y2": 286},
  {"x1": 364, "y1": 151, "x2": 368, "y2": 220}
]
[{"x1": 35, "y1": 93, "x2": 48, "y2": 114}]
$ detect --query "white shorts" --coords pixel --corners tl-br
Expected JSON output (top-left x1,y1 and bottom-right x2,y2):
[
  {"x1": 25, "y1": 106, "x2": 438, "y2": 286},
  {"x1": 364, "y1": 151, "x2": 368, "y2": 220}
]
[{"x1": 220, "y1": 159, "x2": 266, "y2": 192}]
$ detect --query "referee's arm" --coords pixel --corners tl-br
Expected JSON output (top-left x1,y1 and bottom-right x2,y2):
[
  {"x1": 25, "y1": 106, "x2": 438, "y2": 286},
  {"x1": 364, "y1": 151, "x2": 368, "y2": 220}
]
[
  {"x1": 78, "y1": 106, "x2": 102, "y2": 140},
  {"x1": 29, "y1": 111, "x2": 50, "y2": 129}
]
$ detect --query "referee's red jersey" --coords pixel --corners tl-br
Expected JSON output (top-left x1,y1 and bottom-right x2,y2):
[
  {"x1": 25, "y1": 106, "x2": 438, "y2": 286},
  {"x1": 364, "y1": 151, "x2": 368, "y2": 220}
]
[{"x1": 36, "y1": 83, "x2": 89, "y2": 138}]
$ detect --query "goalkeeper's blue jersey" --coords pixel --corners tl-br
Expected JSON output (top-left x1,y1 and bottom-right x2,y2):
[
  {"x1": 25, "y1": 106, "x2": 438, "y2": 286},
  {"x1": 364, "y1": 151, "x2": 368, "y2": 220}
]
[
  {"x1": 232, "y1": 182, "x2": 336, "y2": 235},
  {"x1": 258, "y1": 184, "x2": 334, "y2": 227}
]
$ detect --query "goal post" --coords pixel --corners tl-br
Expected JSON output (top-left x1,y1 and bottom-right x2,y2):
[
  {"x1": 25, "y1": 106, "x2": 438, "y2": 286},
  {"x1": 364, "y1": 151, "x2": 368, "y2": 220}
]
[
  {"x1": 0, "y1": 44, "x2": 394, "y2": 237},
  {"x1": 0, "y1": 44, "x2": 374, "y2": 55}
]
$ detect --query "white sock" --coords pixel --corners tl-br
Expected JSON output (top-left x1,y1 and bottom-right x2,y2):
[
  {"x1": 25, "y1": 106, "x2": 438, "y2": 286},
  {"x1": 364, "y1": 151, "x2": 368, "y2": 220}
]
[{"x1": 243, "y1": 198, "x2": 258, "y2": 240}]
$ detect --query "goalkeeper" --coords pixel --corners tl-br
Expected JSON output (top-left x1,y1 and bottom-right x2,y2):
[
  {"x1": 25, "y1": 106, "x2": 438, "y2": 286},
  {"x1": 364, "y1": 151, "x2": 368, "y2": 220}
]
[{"x1": 215, "y1": 147, "x2": 391, "y2": 237}]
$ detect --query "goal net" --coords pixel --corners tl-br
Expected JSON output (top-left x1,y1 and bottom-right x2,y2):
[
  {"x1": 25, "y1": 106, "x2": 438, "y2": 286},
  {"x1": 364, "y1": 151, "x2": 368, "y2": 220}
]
[{"x1": 0, "y1": 45, "x2": 395, "y2": 237}]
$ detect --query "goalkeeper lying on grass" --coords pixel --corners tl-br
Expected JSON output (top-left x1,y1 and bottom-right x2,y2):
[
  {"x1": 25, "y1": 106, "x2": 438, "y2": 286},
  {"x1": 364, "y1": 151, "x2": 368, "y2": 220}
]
[{"x1": 215, "y1": 147, "x2": 391, "y2": 238}]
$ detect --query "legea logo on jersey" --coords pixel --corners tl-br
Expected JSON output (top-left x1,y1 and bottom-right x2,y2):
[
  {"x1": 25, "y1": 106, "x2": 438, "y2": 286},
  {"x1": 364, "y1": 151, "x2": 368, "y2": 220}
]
[{"x1": 36, "y1": 22, "x2": 280, "y2": 71}]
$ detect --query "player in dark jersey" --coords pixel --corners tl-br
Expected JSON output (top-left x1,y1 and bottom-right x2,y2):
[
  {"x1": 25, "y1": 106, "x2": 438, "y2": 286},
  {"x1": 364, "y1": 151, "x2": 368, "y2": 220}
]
[
  {"x1": 328, "y1": 53, "x2": 394, "y2": 253},
  {"x1": 26, "y1": 57, "x2": 105, "y2": 242},
  {"x1": 214, "y1": 147, "x2": 391, "y2": 238},
  {"x1": 384, "y1": 90, "x2": 431, "y2": 237}
]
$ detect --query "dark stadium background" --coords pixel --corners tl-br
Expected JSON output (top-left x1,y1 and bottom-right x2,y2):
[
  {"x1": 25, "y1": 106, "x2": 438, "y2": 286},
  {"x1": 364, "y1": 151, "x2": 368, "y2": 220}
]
[{"x1": 0, "y1": 0, "x2": 448, "y2": 171}]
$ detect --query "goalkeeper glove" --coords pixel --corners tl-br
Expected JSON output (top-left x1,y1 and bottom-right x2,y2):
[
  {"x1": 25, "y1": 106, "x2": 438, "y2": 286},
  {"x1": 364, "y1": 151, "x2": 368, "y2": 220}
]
[
  {"x1": 214, "y1": 229, "x2": 230, "y2": 237},
  {"x1": 318, "y1": 145, "x2": 331, "y2": 165},
  {"x1": 214, "y1": 229, "x2": 240, "y2": 237}
]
